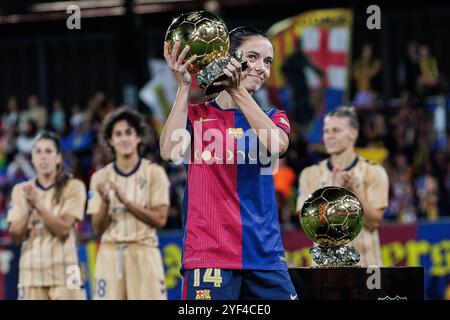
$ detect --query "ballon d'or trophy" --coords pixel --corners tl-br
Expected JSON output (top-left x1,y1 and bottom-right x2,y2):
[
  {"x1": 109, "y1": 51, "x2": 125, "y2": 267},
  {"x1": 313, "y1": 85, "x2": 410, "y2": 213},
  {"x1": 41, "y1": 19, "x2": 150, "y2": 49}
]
[
  {"x1": 165, "y1": 10, "x2": 243, "y2": 95},
  {"x1": 299, "y1": 186, "x2": 364, "y2": 267}
]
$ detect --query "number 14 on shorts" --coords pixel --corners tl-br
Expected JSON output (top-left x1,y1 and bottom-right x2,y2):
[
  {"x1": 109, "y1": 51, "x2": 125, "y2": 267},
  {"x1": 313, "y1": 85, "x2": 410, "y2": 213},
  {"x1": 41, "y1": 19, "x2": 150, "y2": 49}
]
[{"x1": 193, "y1": 268, "x2": 223, "y2": 287}]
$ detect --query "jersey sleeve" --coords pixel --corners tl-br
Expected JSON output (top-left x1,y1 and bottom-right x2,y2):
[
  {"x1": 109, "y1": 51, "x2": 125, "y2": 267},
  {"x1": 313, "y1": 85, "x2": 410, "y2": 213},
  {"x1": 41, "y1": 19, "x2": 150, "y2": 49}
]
[
  {"x1": 86, "y1": 171, "x2": 104, "y2": 215},
  {"x1": 148, "y1": 165, "x2": 171, "y2": 208},
  {"x1": 366, "y1": 165, "x2": 389, "y2": 210},
  {"x1": 6, "y1": 184, "x2": 30, "y2": 223},
  {"x1": 270, "y1": 110, "x2": 291, "y2": 135},
  {"x1": 60, "y1": 179, "x2": 87, "y2": 221}
]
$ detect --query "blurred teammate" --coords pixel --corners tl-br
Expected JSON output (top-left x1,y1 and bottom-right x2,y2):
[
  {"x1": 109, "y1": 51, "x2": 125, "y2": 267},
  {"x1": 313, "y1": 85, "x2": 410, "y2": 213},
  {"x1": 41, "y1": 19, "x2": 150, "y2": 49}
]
[
  {"x1": 296, "y1": 106, "x2": 389, "y2": 266},
  {"x1": 87, "y1": 107, "x2": 169, "y2": 300},
  {"x1": 161, "y1": 26, "x2": 297, "y2": 300},
  {"x1": 7, "y1": 131, "x2": 86, "y2": 300}
]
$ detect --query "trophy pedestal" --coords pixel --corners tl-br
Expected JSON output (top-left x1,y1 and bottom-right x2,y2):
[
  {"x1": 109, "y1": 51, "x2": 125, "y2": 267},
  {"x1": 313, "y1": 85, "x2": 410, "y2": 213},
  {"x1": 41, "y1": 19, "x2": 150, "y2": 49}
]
[{"x1": 288, "y1": 267, "x2": 424, "y2": 300}]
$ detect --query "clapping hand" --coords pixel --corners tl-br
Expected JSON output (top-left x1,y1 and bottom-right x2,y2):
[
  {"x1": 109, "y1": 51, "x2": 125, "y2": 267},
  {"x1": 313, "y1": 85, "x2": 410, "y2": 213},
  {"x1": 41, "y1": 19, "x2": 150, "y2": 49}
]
[
  {"x1": 108, "y1": 181, "x2": 129, "y2": 206},
  {"x1": 23, "y1": 183, "x2": 39, "y2": 208},
  {"x1": 332, "y1": 168, "x2": 354, "y2": 190},
  {"x1": 97, "y1": 181, "x2": 111, "y2": 203}
]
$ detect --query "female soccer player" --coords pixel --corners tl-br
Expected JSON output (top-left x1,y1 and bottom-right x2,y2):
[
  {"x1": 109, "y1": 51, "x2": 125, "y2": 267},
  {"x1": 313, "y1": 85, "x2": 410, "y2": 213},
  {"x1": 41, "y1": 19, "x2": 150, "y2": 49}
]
[
  {"x1": 161, "y1": 26, "x2": 298, "y2": 300},
  {"x1": 8, "y1": 131, "x2": 86, "y2": 300},
  {"x1": 87, "y1": 107, "x2": 170, "y2": 300}
]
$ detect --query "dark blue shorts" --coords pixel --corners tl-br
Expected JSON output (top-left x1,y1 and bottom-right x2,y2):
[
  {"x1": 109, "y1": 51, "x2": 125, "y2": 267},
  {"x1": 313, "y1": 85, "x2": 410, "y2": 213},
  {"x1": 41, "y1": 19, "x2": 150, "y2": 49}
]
[{"x1": 181, "y1": 268, "x2": 298, "y2": 300}]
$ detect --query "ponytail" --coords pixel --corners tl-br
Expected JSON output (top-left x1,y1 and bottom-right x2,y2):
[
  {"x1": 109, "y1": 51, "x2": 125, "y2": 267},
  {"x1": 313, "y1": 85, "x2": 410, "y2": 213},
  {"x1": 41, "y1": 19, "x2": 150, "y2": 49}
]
[{"x1": 53, "y1": 162, "x2": 72, "y2": 204}]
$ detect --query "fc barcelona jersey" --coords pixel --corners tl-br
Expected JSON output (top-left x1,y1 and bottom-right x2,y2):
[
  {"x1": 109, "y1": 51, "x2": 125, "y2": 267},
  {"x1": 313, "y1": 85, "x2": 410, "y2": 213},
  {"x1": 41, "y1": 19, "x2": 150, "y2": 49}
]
[{"x1": 181, "y1": 100, "x2": 291, "y2": 271}]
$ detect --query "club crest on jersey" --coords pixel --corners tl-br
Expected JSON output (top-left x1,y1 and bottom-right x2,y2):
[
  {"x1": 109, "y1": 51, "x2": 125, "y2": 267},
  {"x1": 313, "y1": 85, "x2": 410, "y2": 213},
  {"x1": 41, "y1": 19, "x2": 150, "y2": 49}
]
[
  {"x1": 280, "y1": 117, "x2": 290, "y2": 129},
  {"x1": 227, "y1": 128, "x2": 244, "y2": 139},
  {"x1": 138, "y1": 177, "x2": 146, "y2": 189},
  {"x1": 195, "y1": 289, "x2": 211, "y2": 300}
]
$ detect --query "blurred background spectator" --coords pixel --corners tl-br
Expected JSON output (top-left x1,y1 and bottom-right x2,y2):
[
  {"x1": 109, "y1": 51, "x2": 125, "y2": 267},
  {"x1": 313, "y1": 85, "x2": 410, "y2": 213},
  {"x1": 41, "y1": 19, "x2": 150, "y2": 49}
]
[
  {"x1": 352, "y1": 42, "x2": 382, "y2": 108},
  {"x1": 281, "y1": 39, "x2": 325, "y2": 130},
  {"x1": 417, "y1": 44, "x2": 441, "y2": 98}
]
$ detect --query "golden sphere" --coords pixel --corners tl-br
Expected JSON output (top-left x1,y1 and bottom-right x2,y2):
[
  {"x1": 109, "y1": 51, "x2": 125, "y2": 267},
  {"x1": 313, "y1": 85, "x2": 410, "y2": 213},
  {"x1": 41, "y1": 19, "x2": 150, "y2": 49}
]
[
  {"x1": 165, "y1": 10, "x2": 229, "y2": 74},
  {"x1": 300, "y1": 186, "x2": 364, "y2": 247}
]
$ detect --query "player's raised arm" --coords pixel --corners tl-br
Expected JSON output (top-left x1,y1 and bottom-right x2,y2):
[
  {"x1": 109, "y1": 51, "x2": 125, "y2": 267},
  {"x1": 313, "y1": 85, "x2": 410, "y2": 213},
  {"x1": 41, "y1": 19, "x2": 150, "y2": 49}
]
[
  {"x1": 159, "y1": 41, "x2": 197, "y2": 162},
  {"x1": 296, "y1": 167, "x2": 315, "y2": 215},
  {"x1": 213, "y1": 29, "x2": 289, "y2": 155},
  {"x1": 7, "y1": 185, "x2": 31, "y2": 244},
  {"x1": 22, "y1": 182, "x2": 82, "y2": 239},
  {"x1": 108, "y1": 179, "x2": 169, "y2": 229},
  {"x1": 355, "y1": 165, "x2": 389, "y2": 231},
  {"x1": 8, "y1": 217, "x2": 29, "y2": 245},
  {"x1": 88, "y1": 176, "x2": 112, "y2": 236},
  {"x1": 227, "y1": 85, "x2": 289, "y2": 155}
]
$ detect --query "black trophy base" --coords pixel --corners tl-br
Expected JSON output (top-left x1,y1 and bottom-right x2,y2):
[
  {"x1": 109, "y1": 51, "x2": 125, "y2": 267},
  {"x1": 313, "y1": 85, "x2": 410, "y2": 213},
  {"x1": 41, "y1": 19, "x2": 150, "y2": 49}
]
[
  {"x1": 288, "y1": 266, "x2": 424, "y2": 300},
  {"x1": 202, "y1": 60, "x2": 248, "y2": 96},
  {"x1": 204, "y1": 74, "x2": 226, "y2": 95}
]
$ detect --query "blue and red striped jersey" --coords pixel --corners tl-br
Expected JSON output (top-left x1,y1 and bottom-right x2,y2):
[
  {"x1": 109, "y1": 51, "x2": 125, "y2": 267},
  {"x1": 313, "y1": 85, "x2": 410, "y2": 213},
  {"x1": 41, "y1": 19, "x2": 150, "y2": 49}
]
[{"x1": 181, "y1": 100, "x2": 290, "y2": 271}]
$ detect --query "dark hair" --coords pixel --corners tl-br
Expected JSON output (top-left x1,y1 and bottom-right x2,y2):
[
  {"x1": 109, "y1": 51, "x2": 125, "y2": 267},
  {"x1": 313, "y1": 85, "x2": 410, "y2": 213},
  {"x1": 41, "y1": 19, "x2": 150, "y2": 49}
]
[
  {"x1": 229, "y1": 26, "x2": 273, "y2": 55},
  {"x1": 32, "y1": 130, "x2": 72, "y2": 204},
  {"x1": 100, "y1": 106, "x2": 147, "y2": 158},
  {"x1": 25, "y1": 119, "x2": 39, "y2": 138},
  {"x1": 203, "y1": 26, "x2": 273, "y2": 101},
  {"x1": 325, "y1": 106, "x2": 360, "y2": 130}
]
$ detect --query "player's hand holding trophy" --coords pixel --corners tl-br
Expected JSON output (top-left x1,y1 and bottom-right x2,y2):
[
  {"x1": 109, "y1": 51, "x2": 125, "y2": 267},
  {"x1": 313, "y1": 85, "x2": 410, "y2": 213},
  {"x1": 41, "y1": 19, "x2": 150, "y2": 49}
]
[{"x1": 165, "y1": 10, "x2": 245, "y2": 95}]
